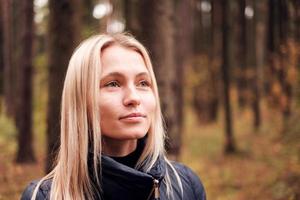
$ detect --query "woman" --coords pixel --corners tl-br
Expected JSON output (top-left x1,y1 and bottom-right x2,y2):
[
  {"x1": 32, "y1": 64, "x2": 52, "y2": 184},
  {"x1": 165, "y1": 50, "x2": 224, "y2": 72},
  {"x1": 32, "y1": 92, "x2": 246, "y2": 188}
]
[{"x1": 21, "y1": 33, "x2": 206, "y2": 200}]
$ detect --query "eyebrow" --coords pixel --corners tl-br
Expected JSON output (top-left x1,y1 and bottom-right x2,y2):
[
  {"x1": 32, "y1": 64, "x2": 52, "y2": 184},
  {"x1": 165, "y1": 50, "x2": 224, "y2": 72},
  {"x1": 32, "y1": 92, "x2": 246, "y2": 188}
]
[{"x1": 101, "y1": 71, "x2": 150, "y2": 79}]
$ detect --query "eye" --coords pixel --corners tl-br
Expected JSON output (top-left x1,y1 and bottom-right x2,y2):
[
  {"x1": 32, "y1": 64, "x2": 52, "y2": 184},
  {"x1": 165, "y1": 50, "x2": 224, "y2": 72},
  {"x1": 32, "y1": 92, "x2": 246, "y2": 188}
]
[
  {"x1": 138, "y1": 80, "x2": 151, "y2": 87},
  {"x1": 105, "y1": 81, "x2": 120, "y2": 87}
]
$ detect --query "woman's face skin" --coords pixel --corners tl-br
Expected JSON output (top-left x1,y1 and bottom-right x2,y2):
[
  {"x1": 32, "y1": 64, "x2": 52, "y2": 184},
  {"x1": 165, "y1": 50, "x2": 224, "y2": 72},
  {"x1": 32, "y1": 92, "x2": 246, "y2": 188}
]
[{"x1": 99, "y1": 44, "x2": 156, "y2": 156}]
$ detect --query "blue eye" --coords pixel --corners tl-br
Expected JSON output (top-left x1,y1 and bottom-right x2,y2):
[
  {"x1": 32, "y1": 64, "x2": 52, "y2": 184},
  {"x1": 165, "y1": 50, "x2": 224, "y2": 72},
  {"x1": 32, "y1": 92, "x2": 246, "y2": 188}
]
[{"x1": 105, "y1": 81, "x2": 120, "y2": 87}]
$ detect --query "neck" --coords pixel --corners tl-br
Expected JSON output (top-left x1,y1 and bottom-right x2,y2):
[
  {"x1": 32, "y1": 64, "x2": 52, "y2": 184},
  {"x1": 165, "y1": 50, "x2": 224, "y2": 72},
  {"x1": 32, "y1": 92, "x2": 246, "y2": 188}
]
[{"x1": 102, "y1": 137, "x2": 137, "y2": 157}]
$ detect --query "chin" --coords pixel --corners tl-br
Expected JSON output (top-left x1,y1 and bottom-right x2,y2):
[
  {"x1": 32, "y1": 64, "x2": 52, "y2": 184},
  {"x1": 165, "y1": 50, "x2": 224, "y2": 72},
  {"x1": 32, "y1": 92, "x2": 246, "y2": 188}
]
[
  {"x1": 116, "y1": 128, "x2": 148, "y2": 140},
  {"x1": 102, "y1": 125, "x2": 149, "y2": 140},
  {"x1": 125, "y1": 131, "x2": 147, "y2": 140}
]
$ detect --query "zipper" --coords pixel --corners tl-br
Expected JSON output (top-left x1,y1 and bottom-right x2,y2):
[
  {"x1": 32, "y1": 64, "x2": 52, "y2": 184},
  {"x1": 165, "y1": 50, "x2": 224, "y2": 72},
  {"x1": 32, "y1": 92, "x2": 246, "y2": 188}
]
[
  {"x1": 146, "y1": 179, "x2": 160, "y2": 200},
  {"x1": 153, "y1": 179, "x2": 160, "y2": 199}
]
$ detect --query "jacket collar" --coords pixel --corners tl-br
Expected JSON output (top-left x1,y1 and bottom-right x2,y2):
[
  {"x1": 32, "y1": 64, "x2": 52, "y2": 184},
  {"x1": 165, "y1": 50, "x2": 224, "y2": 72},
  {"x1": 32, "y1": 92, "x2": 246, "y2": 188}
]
[
  {"x1": 101, "y1": 153, "x2": 166, "y2": 181},
  {"x1": 99, "y1": 136, "x2": 166, "y2": 200},
  {"x1": 100, "y1": 155, "x2": 166, "y2": 200},
  {"x1": 101, "y1": 135, "x2": 166, "y2": 180}
]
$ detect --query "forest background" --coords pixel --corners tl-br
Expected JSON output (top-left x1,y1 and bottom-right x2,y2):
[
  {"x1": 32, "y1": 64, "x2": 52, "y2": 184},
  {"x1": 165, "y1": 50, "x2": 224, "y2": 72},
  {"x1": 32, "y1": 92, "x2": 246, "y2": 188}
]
[{"x1": 0, "y1": 0, "x2": 300, "y2": 199}]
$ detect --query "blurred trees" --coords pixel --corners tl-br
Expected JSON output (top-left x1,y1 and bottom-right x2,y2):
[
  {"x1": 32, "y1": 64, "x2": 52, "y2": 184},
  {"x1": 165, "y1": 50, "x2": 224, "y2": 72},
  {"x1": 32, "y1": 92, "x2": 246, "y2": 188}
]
[
  {"x1": 123, "y1": 0, "x2": 140, "y2": 36},
  {"x1": 46, "y1": 0, "x2": 81, "y2": 172},
  {"x1": 1, "y1": 0, "x2": 36, "y2": 163},
  {"x1": 221, "y1": 0, "x2": 236, "y2": 153},
  {"x1": 0, "y1": 3, "x2": 3, "y2": 101},
  {"x1": 192, "y1": 0, "x2": 220, "y2": 124},
  {"x1": 0, "y1": 0, "x2": 300, "y2": 167},
  {"x1": 15, "y1": 0, "x2": 35, "y2": 163},
  {"x1": 2, "y1": 0, "x2": 14, "y2": 117},
  {"x1": 267, "y1": 0, "x2": 295, "y2": 121},
  {"x1": 82, "y1": 0, "x2": 99, "y2": 36},
  {"x1": 252, "y1": 0, "x2": 265, "y2": 129},
  {"x1": 237, "y1": 0, "x2": 247, "y2": 108},
  {"x1": 174, "y1": 0, "x2": 193, "y2": 155},
  {"x1": 138, "y1": 0, "x2": 182, "y2": 158}
]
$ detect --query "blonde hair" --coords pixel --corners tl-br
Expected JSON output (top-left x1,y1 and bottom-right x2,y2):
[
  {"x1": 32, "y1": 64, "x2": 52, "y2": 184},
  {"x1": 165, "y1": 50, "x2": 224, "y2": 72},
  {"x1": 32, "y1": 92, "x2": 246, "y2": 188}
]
[{"x1": 31, "y1": 33, "x2": 182, "y2": 200}]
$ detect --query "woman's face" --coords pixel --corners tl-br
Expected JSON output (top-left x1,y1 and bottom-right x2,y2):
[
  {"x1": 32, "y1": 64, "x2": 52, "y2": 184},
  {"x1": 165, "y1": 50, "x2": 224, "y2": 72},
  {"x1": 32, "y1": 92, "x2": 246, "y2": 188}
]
[{"x1": 99, "y1": 44, "x2": 156, "y2": 141}]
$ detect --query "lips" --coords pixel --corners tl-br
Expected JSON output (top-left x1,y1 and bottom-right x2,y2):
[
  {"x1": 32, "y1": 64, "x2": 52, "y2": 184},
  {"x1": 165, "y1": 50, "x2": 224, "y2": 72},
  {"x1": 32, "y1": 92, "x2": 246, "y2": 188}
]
[{"x1": 119, "y1": 112, "x2": 146, "y2": 120}]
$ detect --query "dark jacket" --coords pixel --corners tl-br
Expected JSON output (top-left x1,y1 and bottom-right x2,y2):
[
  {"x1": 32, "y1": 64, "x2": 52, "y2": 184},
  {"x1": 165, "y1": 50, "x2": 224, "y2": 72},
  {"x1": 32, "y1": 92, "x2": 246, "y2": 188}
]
[{"x1": 21, "y1": 155, "x2": 206, "y2": 200}]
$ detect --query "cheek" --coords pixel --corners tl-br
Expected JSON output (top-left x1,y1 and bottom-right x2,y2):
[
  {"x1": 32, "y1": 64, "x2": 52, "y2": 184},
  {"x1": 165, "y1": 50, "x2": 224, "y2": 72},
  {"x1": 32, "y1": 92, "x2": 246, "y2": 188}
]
[
  {"x1": 144, "y1": 93, "x2": 156, "y2": 114},
  {"x1": 99, "y1": 94, "x2": 118, "y2": 119},
  {"x1": 99, "y1": 97, "x2": 118, "y2": 136}
]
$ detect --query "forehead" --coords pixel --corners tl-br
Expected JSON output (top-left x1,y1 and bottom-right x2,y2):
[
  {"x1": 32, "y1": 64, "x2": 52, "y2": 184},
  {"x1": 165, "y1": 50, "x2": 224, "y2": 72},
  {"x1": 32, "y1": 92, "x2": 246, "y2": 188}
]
[{"x1": 100, "y1": 44, "x2": 149, "y2": 75}]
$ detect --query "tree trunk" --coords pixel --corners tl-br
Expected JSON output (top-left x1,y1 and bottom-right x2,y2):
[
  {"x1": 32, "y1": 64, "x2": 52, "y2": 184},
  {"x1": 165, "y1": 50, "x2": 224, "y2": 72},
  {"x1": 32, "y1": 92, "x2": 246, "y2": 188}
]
[
  {"x1": 296, "y1": 0, "x2": 300, "y2": 47},
  {"x1": 267, "y1": 0, "x2": 294, "y2": 124},
  {"x1": 209, "y1": 0, "x2": 221, "y2": 122},
  {"x1": 249, "y1": 0, "x2": 261, "y2": 129},
  {"x1": 267, "y1": 0, "x2": 280, "y2": 106},
  {"x1": 15, "y1": 0, "x2": 36, "y2": 163},
  {"x1": 211, "y1": 0, "x2": 222, "y2": 121},
  {"x1": 46, "y1": 0, "x2": 81, "y2": 172},
  {"x1": 278, "y1": 0, "x2": 292, "y2": 120},
  {"x1": 292, "y1": 0, "x2": 300, "y2": 104},
  {"x1": 193, "y1": 0, "x2": 219, "y2": 123},
  {"x1": 1, "y1": 0, "x2": 15, "y2": 117},
  {"x1": 221, "y1": 0, "x2": 236, "y2": 153},
  {"x1": 124, "y1": 0, "x2": 140, "y2": 37},
  {"x1": 0, "y1": 2, "x2": 3, "y2": 99},
  {"x1": 174, "y1": 0, "x2": 192, "y2": 142},
  {"x1": 193, "y1": 0, "x2": 202, "y2": 54},
  {"x1": 295, "y1": 0, "x2": 300, "y2": 82},
  {"x1": 139, "y1": 0, "x2": 181, "y2": 159},
  {"x1": 237, "y1": 0, "x2": 248, "y2": 108}
]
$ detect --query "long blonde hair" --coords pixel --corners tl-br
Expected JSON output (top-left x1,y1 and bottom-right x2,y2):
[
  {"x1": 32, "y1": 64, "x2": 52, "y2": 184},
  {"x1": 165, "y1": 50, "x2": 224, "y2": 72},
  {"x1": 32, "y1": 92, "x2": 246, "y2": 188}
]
[{"x1": 31, "y1": 33, "x2": 182, "y2": 200}]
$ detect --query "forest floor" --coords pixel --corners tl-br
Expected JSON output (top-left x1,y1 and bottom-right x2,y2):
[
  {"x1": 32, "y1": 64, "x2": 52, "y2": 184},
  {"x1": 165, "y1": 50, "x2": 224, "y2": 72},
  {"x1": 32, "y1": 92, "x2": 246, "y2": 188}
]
[
  {"x1": 0, "y1": 103, "x2": 299, "y2": 200},
  {"x1": 0, "y1": 113, "x2": 45, "y2": 200},
  {"x1": 181, "y1": 104, "x2": 300, "y2": 200}
]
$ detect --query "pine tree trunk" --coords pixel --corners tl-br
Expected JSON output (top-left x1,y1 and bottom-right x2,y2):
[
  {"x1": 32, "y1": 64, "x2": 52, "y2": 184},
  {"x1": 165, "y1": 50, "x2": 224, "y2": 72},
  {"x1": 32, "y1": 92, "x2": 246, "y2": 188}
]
[
  {"x1": 211, "y1": 0, "x2": 222, "y2": 121},
  {"x1": 209, "y1": 0, "x2": 220, "y2": 122},
  {"x1": 0, "y1": 2, "x2": 4, "y2": 100},
  {"x1": 2, "y1": 0, "x2": 15, "y2": 117},
  {"x1": 296, "y1": 0, "x2": 300, "y2": 46},
  {"x1": 193, "y1": 0, "x2": 219, "y2": 123},
  {"x1": 237, "y1": 0, "x2": 248, "y2": 108},
  {"x1": 15, "y1": 0, "x2": 36, "y2": 163},
  {"x1": 278, "y1": 0, "x2": 292, "y2": 120},
  {"x1": 139, "y1": 0, "x2": 181, "y2": 159},
  {"x1": 221, "y1": 0, "x2": 236, "y2": 153},
  {"x1": 291, "y1": 0, "x2": 300, "y2": 96},
  {"x1": 124, "y1": 0, "x2": 140, "y2": 36},
  {"x1": 174, "y1": 0, "x2": 192, "y2": 145},
  {"x1": 267, "y1": 0, "x2": 291, "y2": 120},
  {"x1": 295, "y1": 0, "x2": 300, "y2": 75},
  {"x1": 267, "y1": 0, "x2": 280, "y2": 106},
  {"x1": 249, "y1": 0, "x2": 261, "y2": 129},
  {"x1": 46, "y1": 0, "x2": 81, "y2": 172}
]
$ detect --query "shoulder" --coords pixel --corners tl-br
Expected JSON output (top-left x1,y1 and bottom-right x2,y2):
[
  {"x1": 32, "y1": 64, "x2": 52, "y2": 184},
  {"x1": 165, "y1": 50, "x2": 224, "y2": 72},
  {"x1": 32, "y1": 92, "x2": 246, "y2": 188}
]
[
  {"x1": 169, "y1": 161, "x2": 206, "y2": 200},
  {"x1": 20, "y1": 179, "x2": 52, "y2": 200}
]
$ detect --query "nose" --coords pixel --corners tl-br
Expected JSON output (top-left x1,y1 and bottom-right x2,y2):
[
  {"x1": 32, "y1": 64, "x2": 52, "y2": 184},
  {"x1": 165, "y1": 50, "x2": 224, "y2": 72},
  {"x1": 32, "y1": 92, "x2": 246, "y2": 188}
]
[{"x1": 123, "y1": 85, "x2": 141, "y2": 107}]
